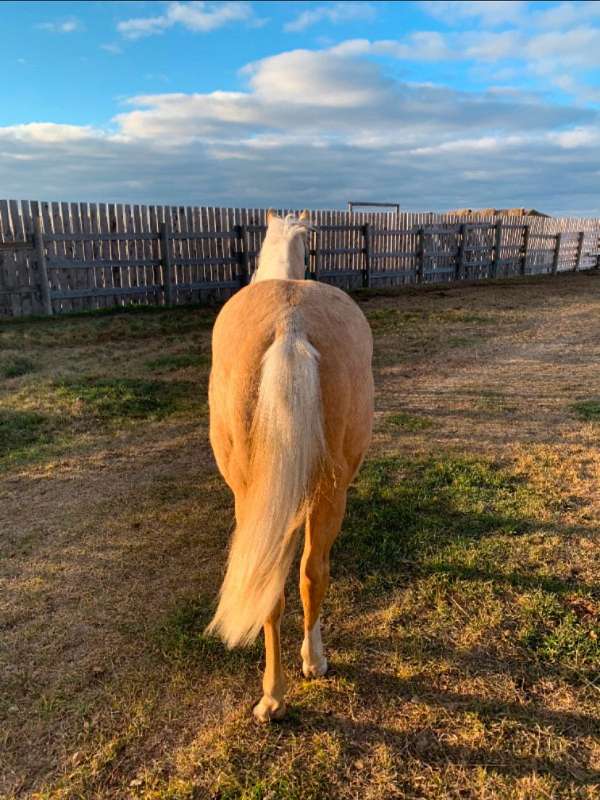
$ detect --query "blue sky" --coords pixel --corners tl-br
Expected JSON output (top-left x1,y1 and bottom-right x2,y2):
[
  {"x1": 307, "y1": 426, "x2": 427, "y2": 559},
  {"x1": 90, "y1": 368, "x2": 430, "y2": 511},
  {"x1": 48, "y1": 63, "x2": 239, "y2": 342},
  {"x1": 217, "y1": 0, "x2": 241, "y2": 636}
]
[{"x1": 1, "y1": 1, "x2": 600, "y2": 214}]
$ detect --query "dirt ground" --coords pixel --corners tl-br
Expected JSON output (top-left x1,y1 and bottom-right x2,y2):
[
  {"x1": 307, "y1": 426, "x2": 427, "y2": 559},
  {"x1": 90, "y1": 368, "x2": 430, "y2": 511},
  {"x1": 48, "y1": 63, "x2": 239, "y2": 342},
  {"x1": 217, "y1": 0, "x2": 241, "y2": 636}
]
[{"x1": 1, "y1": 272, "x2": 599, "y2": 800}]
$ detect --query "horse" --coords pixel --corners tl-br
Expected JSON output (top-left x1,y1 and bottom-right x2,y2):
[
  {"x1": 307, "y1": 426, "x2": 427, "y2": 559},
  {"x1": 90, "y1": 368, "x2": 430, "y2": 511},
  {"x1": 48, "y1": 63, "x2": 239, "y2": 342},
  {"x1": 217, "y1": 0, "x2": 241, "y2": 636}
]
[{"x1": 206, "y1": 210, "x2": 374, "y2": 721}]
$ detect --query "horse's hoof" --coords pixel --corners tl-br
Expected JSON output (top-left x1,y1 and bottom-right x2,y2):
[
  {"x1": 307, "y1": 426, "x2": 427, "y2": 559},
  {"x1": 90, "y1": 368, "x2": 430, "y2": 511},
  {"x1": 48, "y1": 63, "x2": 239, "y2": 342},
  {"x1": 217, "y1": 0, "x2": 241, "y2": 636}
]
[
  {"x1": 302, "y1": 656, "x2": 328, "y2": 678},
  {"x1": 253, "y1": 696, "x2": 286, "y2": 723}
]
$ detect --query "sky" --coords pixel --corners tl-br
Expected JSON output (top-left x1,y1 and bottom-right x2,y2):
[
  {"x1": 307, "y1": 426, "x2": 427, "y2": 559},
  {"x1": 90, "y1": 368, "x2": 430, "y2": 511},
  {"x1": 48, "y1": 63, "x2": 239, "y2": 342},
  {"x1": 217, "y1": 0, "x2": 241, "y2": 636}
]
[{"x1": 1, "y1": 0, "x2": 600, "y2": 214}]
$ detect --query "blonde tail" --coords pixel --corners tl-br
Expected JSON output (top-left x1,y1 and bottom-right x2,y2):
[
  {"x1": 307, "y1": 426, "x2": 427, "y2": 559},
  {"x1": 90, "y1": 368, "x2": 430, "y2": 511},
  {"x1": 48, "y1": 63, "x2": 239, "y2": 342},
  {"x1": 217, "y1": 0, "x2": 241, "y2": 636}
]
[{"x1": 206, "y1": 318, "x2": 325, "y2": 648}]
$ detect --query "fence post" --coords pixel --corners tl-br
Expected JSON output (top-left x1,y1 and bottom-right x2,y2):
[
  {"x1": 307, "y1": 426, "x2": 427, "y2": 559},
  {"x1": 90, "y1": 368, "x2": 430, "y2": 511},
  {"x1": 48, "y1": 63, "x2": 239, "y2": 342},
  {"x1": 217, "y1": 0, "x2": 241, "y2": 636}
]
[
  {"x1": 234, "y1": 224, "x2": 248, "y2": 287},
  {"x1": 310, "y1": 228, "x2": 319, "y2": 281},
  {"x1": 455, "y1": 223, "x2": 466, "y2": 281},
  {"x1": 491, "y1": 220, "x2": 502, "y2": 279},
  {"x1": 361, "y1": 223, "x2": 371, "y2": 288},
  {"x1": 574, "y1": 231, "x2": 585, "y2": 271},
  {"x1": 416, "y1": 228, "x2": 425, "y2": 284},
  {"x1": 520, "y1": 224, "x2": 530, "y2": 275},
  {"x1": 160, "y1": 219, "x2": 174, "y2": 306},
  {"x1": 33, "y1": 216, "x2": 52, "y2": 316},
  {"x1": 552, "y1": 232, "x2": 562, "y2": 274}
]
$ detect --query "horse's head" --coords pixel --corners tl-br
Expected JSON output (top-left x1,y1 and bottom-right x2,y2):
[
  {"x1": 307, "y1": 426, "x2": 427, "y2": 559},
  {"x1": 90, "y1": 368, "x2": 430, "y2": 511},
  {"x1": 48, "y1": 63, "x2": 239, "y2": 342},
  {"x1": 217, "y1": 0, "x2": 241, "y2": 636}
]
[{"x1": 253, "y1": 209, "x2": 311, "y2": 282}]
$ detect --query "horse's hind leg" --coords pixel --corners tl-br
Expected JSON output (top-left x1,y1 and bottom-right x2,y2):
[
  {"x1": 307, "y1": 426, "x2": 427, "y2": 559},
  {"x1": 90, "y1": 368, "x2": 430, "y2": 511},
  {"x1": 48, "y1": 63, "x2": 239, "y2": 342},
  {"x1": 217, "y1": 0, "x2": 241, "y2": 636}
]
[
  {"x1": 253, "y1": 593, "x2": 287, "y2": 722},
  {"x1": 300, "y1": 487, "x2": 347, "y2": 678}
]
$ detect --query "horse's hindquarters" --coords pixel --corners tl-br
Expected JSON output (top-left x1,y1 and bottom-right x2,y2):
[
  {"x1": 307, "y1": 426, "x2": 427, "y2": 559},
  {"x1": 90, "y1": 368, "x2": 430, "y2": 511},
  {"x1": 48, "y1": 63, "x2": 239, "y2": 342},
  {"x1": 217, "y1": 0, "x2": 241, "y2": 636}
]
[{"x1": 210, "y1": 279, "x2": 373, "y2": 492}]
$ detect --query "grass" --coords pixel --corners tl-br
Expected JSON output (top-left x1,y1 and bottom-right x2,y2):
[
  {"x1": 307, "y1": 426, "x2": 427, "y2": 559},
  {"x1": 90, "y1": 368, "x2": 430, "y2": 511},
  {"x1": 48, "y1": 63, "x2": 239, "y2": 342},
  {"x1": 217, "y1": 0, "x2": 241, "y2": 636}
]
[
  {"x1": 519, "y1": 592, "x2": 599, "y2": 669},
  {"x1": 54, "y1": 377, "x2": 197, "y2": 420},
  {"x1": 145, "y1": 352, "x2": 210, "y2": 373},
  {"x1": 2, "y1": 271, "x2": 600, "y2": 800},
  {"x1": 336, "y1": 455, "x2": 554, "y2": 605},
  {"x1": 572, "y1": 400, "x2": 600, "y2": 423},
  {"x1": 385, "y1": 412, "x2": 433, "y2": 431},
  {"x1": 0, "y1": 355, "x2": 36, "y2": 379},
  {"x1": 0, "y1": 408, "x2": 53, "y2": 458},
  {"x1": 0, "y1": 306, "x2": 217, "y2": 350},
  {"x1": 364, "y1": 307, "x2": 495, "y2": 333},
  {"x1": 153, "y1": 597, "x2": 261, "y2": 668},
  {"x1": 363, "y1": 304, "x2": 505, "y2": 367}
]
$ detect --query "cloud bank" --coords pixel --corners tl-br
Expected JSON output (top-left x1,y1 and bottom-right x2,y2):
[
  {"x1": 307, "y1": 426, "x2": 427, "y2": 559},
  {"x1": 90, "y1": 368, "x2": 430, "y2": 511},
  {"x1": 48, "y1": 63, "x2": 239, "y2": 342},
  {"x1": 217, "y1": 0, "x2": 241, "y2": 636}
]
[{"x1": 2, "y1": 41, "x2": 600, "y2": 214}]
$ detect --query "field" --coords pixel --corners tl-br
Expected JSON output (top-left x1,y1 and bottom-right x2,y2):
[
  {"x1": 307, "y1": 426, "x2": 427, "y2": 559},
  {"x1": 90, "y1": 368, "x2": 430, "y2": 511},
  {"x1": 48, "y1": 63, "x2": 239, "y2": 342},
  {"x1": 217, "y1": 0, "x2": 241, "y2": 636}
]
[{"x1": 1, "y1": 272, "x2": 599, "y2": 800}]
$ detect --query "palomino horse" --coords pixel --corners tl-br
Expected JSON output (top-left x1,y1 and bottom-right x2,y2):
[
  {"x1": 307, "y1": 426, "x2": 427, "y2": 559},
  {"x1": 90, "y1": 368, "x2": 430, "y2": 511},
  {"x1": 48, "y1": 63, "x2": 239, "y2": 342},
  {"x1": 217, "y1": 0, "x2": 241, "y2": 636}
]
[{"x1": 207, "y1": 210, "x2": 374, "y2": 721}]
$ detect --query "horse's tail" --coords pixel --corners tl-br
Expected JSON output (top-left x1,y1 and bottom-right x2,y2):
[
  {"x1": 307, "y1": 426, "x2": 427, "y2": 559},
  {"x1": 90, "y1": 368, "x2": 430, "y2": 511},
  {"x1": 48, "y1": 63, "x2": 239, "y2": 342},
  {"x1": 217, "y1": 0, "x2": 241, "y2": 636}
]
[{"x1": 206, "y1": 317, "x2": 326, "y2": 648}]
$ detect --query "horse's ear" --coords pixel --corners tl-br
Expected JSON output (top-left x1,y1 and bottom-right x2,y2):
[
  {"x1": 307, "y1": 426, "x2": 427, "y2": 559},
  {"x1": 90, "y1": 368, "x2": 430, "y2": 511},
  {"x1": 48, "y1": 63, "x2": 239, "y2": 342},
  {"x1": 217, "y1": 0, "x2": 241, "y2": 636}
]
[
  {"x1": 266, "y1": 208, "x2": 275, "y2": 223},
  {"x1": 299, "y1": 209, "x2": 309, "y2": 221}
]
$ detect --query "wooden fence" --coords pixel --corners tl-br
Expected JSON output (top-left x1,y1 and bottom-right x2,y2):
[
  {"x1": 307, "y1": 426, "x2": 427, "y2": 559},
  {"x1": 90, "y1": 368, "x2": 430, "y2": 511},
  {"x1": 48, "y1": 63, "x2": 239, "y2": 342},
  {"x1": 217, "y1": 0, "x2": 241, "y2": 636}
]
[{"x1": 1, "y1": 199, "x2": 599, "y2": 317}]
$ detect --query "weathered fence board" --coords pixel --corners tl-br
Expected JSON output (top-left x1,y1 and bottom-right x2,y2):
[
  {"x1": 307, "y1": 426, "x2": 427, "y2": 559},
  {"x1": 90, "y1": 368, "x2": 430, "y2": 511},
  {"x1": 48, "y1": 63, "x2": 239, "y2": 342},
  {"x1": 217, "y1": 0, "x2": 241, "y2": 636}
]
[{"x1": 1, "y1": 199, "x2": 599, "y2": 317}]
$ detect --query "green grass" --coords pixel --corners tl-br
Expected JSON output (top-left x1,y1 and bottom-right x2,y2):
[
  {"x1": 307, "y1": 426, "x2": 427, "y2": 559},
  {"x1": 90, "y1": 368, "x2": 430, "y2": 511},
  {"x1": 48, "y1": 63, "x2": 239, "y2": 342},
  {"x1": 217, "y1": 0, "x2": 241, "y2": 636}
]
[
  {"x1": 145, "y1": 352, "x2": 210, "y2": 373},
  {"x1": 385, "y1": 412, "x2": 433, "y2": 431},
  {"x1": 519, "y1": 591, "x2": 599, "y2": 670},
  {"x1": 572, "y1": 400, "x2": 600, "y2": 422},
  {"x1": 0, "y1": 408, "x2": 54, "y2": 459},
  {"x1": 54, "y1": 377, "x2": 198, "y2": 420},
  {"x1": 338, "y1": 454, "x2": 548, "y2": 581},
  {"x1": 0, "y1": 355, "x2": 36, "y2": 379},
  {"x1": 154, "y1": 597, "x2": 261, "y2": 669}
]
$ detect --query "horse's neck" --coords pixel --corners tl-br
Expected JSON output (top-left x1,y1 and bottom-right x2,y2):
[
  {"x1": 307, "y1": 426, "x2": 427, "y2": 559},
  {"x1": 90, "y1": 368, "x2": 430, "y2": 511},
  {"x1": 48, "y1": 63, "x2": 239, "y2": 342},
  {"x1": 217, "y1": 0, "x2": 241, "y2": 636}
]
[
  {"x1": 254, "y1": 241, "x2": 304, "y2": 282},
  {"x1": 254, "y1": 260, "x2": 302, "y2": 282}
]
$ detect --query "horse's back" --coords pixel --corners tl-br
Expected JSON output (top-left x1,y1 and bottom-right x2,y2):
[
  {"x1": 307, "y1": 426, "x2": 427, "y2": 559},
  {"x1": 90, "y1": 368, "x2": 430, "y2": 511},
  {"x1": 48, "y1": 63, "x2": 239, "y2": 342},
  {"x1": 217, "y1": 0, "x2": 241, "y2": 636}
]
[{"x1": 212, "y1": 278, "x2": 371, "y2": 372}]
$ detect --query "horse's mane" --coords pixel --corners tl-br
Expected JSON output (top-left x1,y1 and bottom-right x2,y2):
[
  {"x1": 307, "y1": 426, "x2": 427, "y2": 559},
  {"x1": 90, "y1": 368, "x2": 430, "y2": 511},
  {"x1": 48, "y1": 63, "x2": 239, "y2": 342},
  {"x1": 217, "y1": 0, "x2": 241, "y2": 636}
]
[
  {"x1": 278, "y1": 213, "x2": 312, "y2": 238},
  {"x1": 251, "y1": 213, "x2": 312, "y2": 283}
]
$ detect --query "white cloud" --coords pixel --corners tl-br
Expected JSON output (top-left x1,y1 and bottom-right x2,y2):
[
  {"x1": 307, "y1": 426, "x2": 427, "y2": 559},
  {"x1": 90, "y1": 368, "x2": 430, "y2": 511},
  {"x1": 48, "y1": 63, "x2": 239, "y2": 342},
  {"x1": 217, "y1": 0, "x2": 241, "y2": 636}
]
[
  {"x1": 551, "y1": 74, "x2": 600, "y2": 104},
  {"x1": 463, "y1": 30, "x2": 521, "y2": 61},
  {"x1": 241, "y1": 49, "x2": 388, "y2": 108},
  {"x1": 284, "y1": 2, "x2": 376, "y2": 33},
  {"x1": 329, "y1": 29, "x2": 522, "y2": 67},
  {"x1": 167, "y1": 0, "x2": 253, "y2": 30},
  {"x1": 36, "y1": 18, "x2": 82, "y2": 33},
  {"x1": 548, "y1": 127, "x2": 600, "y2": 149},
  {"x1": 533, "y1": 1, "x2": 600, "y2": 29},
  {"x1": 118, "y1": 15, "x2": 169, "y2": 39},
  {"x1": 100, "y1": 43, "x2": 123, "y2": 55},
  {"x1": 331, "y1": 30, "x2": 520, "y2": 65},
  {"x1": 331, "y1": 32, "x2": 452, "y2": 61},
  {"x1": 526, "y1": 27, "x2": 600, "y2": 68},
  {"x1": 0, "y1": 123, "x2": 99, "y2": 144},
  {"x1": 419, "y1": 1, "x2": 527, "y2": 27},
  {"x1": 117, "y1": 1, "x2": 254, "y2": 39},
  {"x1": 410, "y1": 136, "x2": 521, "y2": 156}
]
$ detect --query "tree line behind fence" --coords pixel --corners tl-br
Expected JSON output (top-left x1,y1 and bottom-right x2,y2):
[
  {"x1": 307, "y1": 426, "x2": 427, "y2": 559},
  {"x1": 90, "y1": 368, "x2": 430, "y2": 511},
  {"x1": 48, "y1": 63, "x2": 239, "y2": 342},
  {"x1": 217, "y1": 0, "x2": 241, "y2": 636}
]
[{"x1": 0, "y1": 199, "x2": 599, "y2": 317}]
